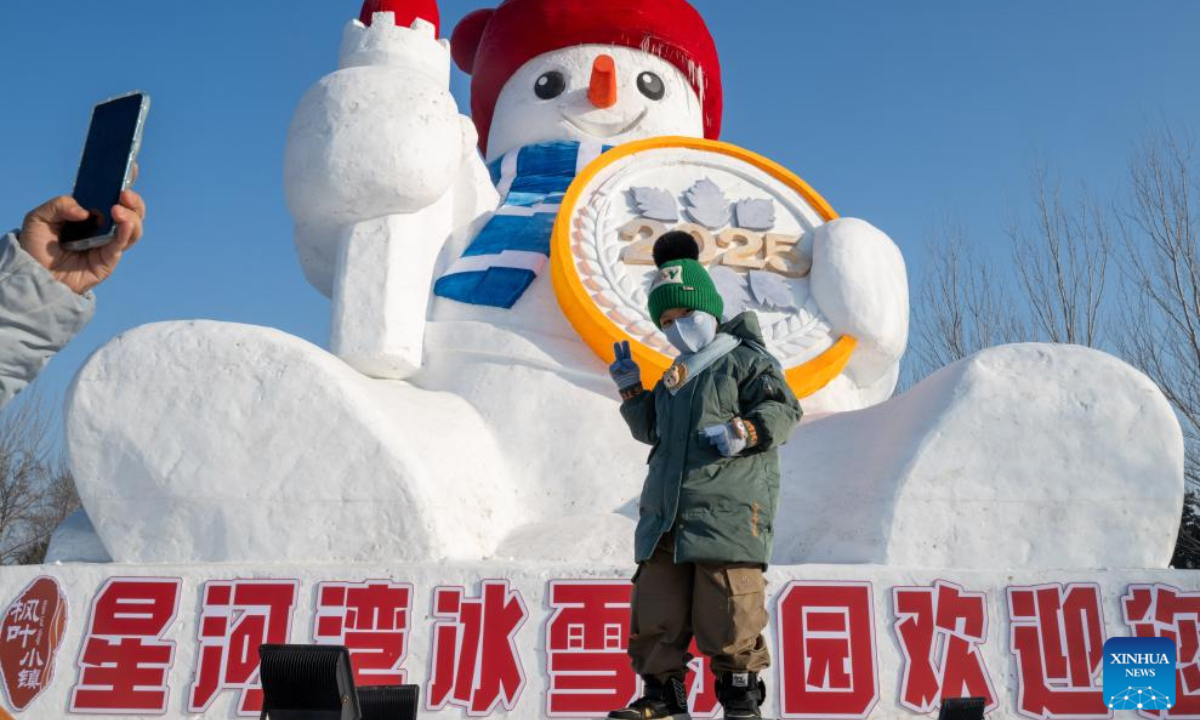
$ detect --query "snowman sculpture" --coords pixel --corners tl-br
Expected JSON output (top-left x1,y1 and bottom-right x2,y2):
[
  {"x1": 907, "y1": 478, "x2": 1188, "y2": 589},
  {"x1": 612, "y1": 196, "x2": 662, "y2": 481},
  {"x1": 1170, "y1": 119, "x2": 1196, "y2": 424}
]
[{"x1": 63, "y1": 0, "x2": 1183, "y2": 569}]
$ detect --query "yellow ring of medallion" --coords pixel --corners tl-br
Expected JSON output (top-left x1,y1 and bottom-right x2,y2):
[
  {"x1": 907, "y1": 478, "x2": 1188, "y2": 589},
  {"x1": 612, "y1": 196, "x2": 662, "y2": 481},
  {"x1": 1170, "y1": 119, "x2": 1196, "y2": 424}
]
[{"x1": 551, "y1": 136, "x2": 857, "y2": 399}]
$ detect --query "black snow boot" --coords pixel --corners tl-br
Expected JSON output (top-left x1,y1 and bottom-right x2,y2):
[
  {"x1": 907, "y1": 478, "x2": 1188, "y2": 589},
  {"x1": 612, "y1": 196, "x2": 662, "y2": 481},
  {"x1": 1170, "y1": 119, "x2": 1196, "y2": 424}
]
[
  {"x1": 716, "y1": 672, "x2": 765, "y2": 719},
  {"x1": 608, "y1": 675, "x2": 691, "y2": 720}
]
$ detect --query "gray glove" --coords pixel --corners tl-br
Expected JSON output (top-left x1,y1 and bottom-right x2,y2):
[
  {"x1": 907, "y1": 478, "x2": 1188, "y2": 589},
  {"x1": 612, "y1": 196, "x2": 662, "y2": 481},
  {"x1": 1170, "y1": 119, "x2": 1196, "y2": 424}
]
[
  {"x1": 703, "y1": 418, "x2": 753, "y2": 457},
  {"x1": 609, "y1": 340, "x2": 642, "y2": 396}
]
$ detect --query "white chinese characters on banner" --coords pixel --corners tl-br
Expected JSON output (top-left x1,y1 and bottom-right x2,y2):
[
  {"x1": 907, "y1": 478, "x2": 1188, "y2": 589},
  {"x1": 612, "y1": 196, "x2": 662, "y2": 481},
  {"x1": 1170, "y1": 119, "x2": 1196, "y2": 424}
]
[{"x1": 0, "y1": 576, "x2": 67, "y2": 712}]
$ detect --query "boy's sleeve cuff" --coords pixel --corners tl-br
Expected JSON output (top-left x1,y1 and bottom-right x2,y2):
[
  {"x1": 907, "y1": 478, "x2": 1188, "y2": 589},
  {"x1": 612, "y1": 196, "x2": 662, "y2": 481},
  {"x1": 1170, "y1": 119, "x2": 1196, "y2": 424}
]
[
  {"x1": 741, "y1": 418, "x2": 760, "y2": 448},
  {"x1": 619, "y1": 384, "x2": 646, "y2": 401}
]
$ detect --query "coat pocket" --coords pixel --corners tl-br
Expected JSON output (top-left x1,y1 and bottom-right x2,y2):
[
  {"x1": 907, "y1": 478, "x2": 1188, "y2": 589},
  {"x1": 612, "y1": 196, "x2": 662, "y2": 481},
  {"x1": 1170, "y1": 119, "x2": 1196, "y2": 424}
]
[{"x1": 646, "y1": 439, "x2": 661, "y2": 464}]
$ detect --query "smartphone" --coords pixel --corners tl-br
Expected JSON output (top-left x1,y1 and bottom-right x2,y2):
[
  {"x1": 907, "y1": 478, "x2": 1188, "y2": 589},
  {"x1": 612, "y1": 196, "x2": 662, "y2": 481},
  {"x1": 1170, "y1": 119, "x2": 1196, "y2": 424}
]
[{"x1": 60, "y1": 91, "x2": 150, "y2": 251}]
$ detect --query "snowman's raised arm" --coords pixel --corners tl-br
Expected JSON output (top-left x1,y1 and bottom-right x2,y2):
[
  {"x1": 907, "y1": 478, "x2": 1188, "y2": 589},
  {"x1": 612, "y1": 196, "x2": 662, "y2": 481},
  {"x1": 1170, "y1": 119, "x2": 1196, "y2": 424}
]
[
  {"x1": 284, "y1": 12, "x2": 499, "y2": 378},
  {"x1": 807, "y1": 217, "x2": 910, "y2": 403},
  {"x1": 286, "y1": 16, "x2": 469, "y2": 237}
]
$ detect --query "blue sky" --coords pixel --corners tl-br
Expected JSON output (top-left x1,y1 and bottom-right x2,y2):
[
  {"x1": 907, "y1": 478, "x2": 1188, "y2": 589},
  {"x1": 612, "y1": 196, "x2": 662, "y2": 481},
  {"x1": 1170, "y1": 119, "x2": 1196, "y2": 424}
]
[{"x1": 1, "y1": 1, "x2": 1198, "y2": 440}]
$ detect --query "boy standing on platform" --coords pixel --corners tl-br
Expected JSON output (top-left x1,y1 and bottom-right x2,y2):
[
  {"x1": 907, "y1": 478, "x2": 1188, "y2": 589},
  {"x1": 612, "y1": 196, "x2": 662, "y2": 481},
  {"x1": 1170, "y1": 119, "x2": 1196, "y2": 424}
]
[{"x1": 607, "y1": 232, "x2": 803, "y2": 720}]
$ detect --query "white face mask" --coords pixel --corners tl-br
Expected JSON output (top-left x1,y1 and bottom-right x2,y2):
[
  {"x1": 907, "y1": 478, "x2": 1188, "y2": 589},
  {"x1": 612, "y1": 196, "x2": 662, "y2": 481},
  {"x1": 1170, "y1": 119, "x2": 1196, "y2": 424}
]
[{"x1": 664, "y1": 312, "x2": 718, "y2": 355}]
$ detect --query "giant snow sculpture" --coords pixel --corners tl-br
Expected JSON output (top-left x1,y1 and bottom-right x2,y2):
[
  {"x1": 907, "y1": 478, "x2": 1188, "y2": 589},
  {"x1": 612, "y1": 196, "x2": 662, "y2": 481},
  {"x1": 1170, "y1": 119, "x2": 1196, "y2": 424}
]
[{"x1": 62, "y1": 0, "x2": 1183, "y2": 570}]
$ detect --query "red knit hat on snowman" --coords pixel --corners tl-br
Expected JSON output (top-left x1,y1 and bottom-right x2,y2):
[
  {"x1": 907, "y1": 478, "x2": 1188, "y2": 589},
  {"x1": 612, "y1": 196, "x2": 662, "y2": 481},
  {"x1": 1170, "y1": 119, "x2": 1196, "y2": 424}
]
[{"x1": 449, "y1": 0, "x2": 723, "y2": 156}]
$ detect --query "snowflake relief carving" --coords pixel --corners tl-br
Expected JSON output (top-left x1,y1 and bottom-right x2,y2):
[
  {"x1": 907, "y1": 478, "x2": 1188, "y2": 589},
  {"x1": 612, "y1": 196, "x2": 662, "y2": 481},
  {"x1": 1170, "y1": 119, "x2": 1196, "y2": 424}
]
[
  {"x1": 685, "y1": 179, "x2": 733, "y2": 229},
  {"x1": 630, "y1": 186, "x2": 679, "y2": 223},
  {"x1": 736, "y1": 198, "x2": 776, "y2": 231}
]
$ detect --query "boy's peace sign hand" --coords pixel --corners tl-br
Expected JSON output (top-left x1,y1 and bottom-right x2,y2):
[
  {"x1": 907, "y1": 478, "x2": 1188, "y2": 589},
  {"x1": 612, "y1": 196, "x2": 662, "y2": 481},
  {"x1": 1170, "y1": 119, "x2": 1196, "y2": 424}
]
[{"x1": 609, "y1": 340, "x2": 642, "y2": 394}]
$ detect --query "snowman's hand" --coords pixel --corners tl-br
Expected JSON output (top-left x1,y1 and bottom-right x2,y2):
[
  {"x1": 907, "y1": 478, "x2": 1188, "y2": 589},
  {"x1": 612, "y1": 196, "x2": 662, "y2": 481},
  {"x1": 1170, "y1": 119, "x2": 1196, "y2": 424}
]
[
  {"x1": 285, "y1": 18, "x2": 474, "y2": 235},
  {"x1": 807, "y1": 217, "x2": 910, "y2": 392},
  {"x1": 339, "y1": 14, "x2": 451, "y2": 87}
]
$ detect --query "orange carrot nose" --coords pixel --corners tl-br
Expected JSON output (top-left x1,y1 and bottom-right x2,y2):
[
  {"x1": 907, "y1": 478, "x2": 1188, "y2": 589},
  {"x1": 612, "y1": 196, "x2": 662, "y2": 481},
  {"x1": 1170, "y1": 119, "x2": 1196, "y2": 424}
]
[{"x1": 588, "y1": 55, "x2": 619, "y2": 109}]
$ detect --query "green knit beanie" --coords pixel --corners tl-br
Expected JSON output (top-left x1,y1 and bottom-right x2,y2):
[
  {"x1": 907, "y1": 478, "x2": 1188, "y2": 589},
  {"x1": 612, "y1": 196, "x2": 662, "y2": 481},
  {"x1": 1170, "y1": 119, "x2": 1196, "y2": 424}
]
[{"x1": 647, "y1": 232, "x2": 725, "y2": 329}]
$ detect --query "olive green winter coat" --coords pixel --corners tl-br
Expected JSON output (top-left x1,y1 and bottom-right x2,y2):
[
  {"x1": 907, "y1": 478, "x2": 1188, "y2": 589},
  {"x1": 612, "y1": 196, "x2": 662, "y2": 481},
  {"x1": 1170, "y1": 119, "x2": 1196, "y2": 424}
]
[{"x1": 620, "y1": 312, "x2": 803, "y2": 566}]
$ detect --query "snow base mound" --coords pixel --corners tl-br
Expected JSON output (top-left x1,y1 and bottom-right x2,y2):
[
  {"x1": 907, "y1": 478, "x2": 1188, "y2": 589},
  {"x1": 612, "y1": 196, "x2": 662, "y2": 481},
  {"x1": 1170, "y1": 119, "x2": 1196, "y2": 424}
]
[{"x1": 64, "y1": 321, "x2": 1181, "y2": 571}]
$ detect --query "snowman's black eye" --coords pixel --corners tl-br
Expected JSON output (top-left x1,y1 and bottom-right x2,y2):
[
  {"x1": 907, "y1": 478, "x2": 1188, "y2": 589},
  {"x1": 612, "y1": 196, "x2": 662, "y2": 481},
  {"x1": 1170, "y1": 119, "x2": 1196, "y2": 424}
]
[
  {"x1": 535, "y1": 71, "x2": 566, "y2": 100},
  {"x1": 637, "y1": 71, "x2": 665, "y2": 101}
]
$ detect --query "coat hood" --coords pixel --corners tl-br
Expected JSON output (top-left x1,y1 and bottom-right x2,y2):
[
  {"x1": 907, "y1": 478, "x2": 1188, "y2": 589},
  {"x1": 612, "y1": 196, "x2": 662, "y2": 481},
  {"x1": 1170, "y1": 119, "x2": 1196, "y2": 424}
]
[{"x1": 719, "y1": 311, "x2": 767, "y2": 345}]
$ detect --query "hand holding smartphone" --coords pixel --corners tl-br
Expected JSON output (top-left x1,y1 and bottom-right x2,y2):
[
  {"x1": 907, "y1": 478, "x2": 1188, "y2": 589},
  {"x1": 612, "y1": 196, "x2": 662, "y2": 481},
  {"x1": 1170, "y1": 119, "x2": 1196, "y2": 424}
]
[
  {"x1": 16, "y1": 92, "x2": 149, "y2": 294},
  {"x1": 60, "y1": 91, "x2": 150, "y2": 251}
]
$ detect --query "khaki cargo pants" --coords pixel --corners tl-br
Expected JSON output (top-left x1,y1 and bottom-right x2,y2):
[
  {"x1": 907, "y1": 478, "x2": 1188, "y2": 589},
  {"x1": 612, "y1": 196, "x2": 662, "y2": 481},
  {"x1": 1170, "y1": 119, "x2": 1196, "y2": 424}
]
[{"x1": 628, "y1": 531, "x2": 771, "y2": 682}]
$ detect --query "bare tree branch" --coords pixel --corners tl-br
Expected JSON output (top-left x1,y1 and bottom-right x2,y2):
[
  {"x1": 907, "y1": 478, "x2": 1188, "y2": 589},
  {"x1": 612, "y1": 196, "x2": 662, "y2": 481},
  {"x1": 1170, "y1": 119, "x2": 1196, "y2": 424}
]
[
  {"x1": 902, "y1": 123, "x2": 1198, "y2": 565},
  {"x1": 1006, "y1": 165, "x2": 1111, "y2": 348},
  {"x1": 1114, "y1": 126, "x2": 1200, "y2": 496},
  {"x1": 903, "y1": 219, "x2": 1026, "y2": 386},
  {"x1": 0, "y1": 392, "x2": 81, "y2": 565}
]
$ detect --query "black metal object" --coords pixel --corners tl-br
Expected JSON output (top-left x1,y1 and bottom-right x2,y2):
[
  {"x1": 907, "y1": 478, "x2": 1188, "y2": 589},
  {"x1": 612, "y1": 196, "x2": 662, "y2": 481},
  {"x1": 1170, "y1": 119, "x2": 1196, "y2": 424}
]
[
  {"x1": 360, "y1": 684, "x2": 421, "y2": 720},
  {"x1": 938, "y1": 696, "x2": 986, "y2": 720},
  {"x1": 258, "y1": 644, "x2": 361, "y2": 720}
]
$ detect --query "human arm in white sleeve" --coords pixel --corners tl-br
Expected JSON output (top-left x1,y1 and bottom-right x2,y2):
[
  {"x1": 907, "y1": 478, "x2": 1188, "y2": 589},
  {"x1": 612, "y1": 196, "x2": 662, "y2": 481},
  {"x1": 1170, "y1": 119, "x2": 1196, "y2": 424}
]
[{"x1": 0, "y1": 230, "x2": 95, "y2": 407}]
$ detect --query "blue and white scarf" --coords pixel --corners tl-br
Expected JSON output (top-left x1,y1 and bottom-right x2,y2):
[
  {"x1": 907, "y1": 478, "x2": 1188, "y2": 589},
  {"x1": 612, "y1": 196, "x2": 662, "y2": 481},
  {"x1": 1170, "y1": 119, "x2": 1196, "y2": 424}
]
[{"x1": 434, "y1": 141, "x2": 611, "y2": 309}]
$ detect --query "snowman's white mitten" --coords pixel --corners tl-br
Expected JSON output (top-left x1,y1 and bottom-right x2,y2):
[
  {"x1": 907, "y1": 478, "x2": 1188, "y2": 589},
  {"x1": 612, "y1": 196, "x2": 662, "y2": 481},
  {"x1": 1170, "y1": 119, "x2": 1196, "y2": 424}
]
[
  {"x1": 807, "y1": 217, "x2": 910, "y2": 403},
  {"x1": 284, "y1": 17, "x2": 473, "y2": 248}
]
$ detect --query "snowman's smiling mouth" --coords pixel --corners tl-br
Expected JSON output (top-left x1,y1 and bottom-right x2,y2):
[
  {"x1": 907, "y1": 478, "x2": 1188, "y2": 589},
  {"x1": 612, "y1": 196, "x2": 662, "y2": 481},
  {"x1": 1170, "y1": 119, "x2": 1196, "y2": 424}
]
[{"x1": 561, "y1": 109, "x2": 648, "y2": 138}]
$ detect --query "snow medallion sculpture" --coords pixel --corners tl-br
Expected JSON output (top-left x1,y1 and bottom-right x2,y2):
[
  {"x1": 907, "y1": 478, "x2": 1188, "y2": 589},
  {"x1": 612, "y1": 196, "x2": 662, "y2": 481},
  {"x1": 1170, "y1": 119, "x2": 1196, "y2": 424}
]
[{"x1": 63, "y1": 0, "x2": 1182, "y2": 573}]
